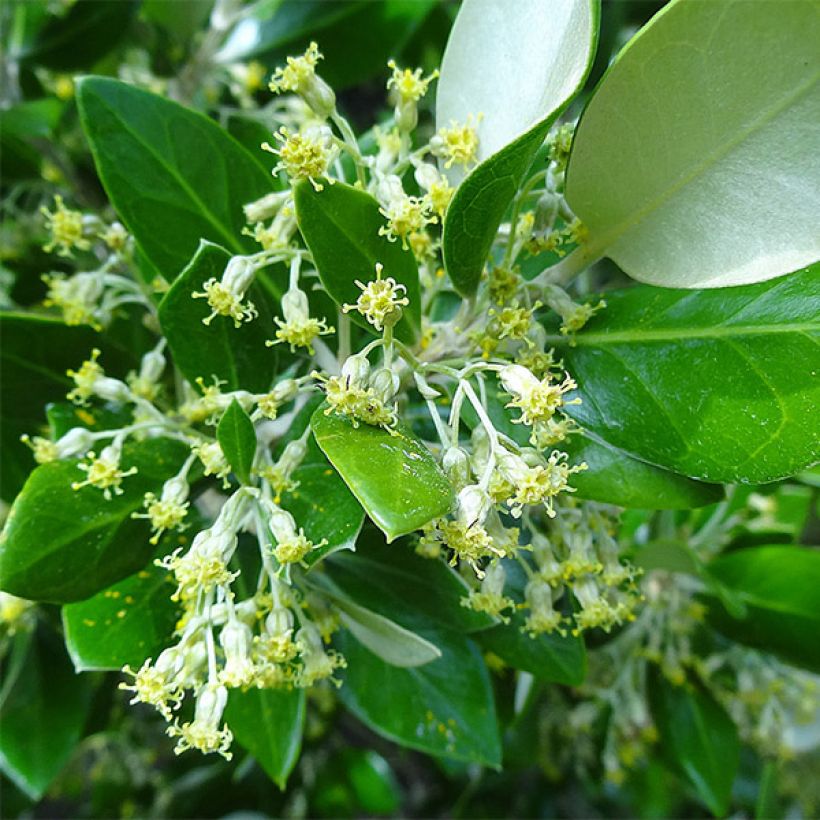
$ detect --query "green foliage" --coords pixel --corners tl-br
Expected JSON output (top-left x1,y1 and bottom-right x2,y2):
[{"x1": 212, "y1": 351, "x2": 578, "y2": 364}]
[
  {"x1": 0, "y1": 438, "x2": 190, "y2": 602},
  {"x1": 705, "y1": 545, "x2": 820, "y2": 673},
  {"x1": 559, "y1": 265, "x2": 820, "y2": 483},
  {"x1": 217, "y1": 399, "x2": 257, "y2": 485},
  {"x1": 77, "y1": 78, "x2": 272, "y2": 279}
]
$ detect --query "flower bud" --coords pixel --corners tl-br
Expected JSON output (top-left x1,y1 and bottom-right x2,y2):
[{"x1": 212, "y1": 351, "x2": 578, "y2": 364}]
[
  {"x1": 442, "y1": 446, "x2": 471, "y2": 489},
  {"x1": 456, "y1": 484, "x2": 492, "y2": 527},
  {"x1": 370, "y1": 367, "x2": 400, "y2": 404},
  {"x1": 341, "y1": 353, "x2": 370, "y2": 388},
  {"x1": 55, "y1": 427, "x2": 95, "y2": 458}
]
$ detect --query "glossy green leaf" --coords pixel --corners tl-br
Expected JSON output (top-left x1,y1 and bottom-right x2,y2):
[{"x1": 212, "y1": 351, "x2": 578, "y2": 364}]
[
  {"x1": 554, "y1": 265, "x2": 820, "y2": 483},
  {"x1": 158, "y1": 241, "x2": 281, "y2": 392},
  {"x1": 217, "y1": 0, "x2": 436, "y2": 90},
  {"x1": 566, "y1": 0, "x2": 820, "y2": 287},
  {"x1": 46, "y1": 402, "x2": 132, "y2": 439},
  {"x1": 293, "y1": 180, "x2": 420, "y2": 343},
  {"x1": 226, "y1": 686, "x2": 305, "y2": 790},
  {"x1": 326, "y1": 534, "x2": 494, "y2": 634},
  {"x1": 0, "y1": 99, "x2": 63, "y2": 180},
  {"x1": 338, "y1": 626, "x2": 501, "y2": 767},
  {"x1": 217, "y1": 399, "x2": 257, "y2": 485},
  {"x1": 565, "y1": 433, "x2": 724, "y2": 509},
  {"x1": 309, "y1": 574, "x2": 441, "y2": 667},
  {"x1": 0, "y1": 437, "x2": 190, "y2": 603},
  {"x1": 62, "y1": 555, "x2": 180, "y2": 672},
  {"x1": 0, "y1": 627, "x2": 92, "y2": 801},
  {"x1": 20, "y1": 0, "x2": 137, "y2": 71},
  {"x1": 0, "y1": 314, "x2": 130, "y2": 502},
  {"x1": 438, "y1": 0, "x2": 599, "y2": 294},
  {"x1": 313, "y1": 748, "x2": 400, "y2": 817},
  {"x1": 704, "y1": 546, "x2": 820, "y2": 673},
  {"x1": 311, "y1": 408, "x2": 453, "y2": 541},
  {"x1": 648, "y1": 672, "x2": 740, "y2": 816},
  {"x1": 77, "y1": 77, "x2": 273, "y2": 280}
]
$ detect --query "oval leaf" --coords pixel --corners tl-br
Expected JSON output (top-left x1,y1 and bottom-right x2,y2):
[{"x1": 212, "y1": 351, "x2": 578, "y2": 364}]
[
  {"x1": 226, "y1": 686, "x2": 305, "y2": 790},
  {"x1": 438, "y1": 0, "x2": 599, "y2": 294},
  {"x1": 704, "y1": 545, "x2": 820, "y2": 673},
  {"x1": 310, "y1": 408, "x2": 453, "y2": 541},
  {"x1": 648, "y1": 671, "x2": 740, "y2": 816},
  {"x1": 77, "y1": 77, "x2": 273, "y2": 280},
  {"x1": 217, "y1": 398, "x2": 257, "y2": 484},
  {"x1": 566, "y1": 0, "x2": 820, "y2": 287},
  {"x1": 0, "y1": 438, "x2": 190, "y2": 603},
  {"x1": 338, "y1": 626, "x2": 501, "y2": 767},
  {"x1": 158, "y1": 241, "x2": 282, "y2": 392},
  {"x1": 62, "y1": 557, "x2": 180, "y2": 672},
  {"x1": 293, "y1": 179, "x2": 420, "y2": 343},
  {"x1": 556, "y1": 265, "x2": 820, "y2": 483}
]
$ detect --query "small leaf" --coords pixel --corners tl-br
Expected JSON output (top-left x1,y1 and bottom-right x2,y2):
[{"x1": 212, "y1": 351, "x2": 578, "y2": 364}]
[
  {"x1": 310, "y1": 408, "x2": 453, "y2": 541},
  {"x1": 0, "y1": 627, "x2": 93, "y2": 801},
  {"x1": 293, "y1": 180, "x2": 421, "y2": 343},
  {"x1": 0, "y1": 437, "x2": 190, "y2": 603},
  {"x1": 338, "y1": 626, "x2": 501, "y2": 767},
  {"x1": 226, "y1": 687, "x2": 305, "y2": 790},
  {"x1": 62, "y1": 554, "x2": 180, "y2": 672},
  {"x1": 555, "y1": 265, "x2": 820, "y2": 483},
  {"x1": 704, "y1": 545, "x2": 820, "y2": 673},
  {"x1": 566, "y1": 0, "x2": 820, "y2": 288},
  {"x1": 649, "y1": 671, "x2": 740, "y2": 816},
  {"x1": 217, "y1": 399, "x2": 257, "y2": 485},
  {"x1": 310, "y1": 574, "x2": 441, "y2": 668},
  {"x1": 158, "y1": 241, "x2": 282, "y2": 392},
  {"x1": 0, "y1": 314, "x2": 131, "y2": 502},
  {"x1": 77, "y1": 77, "x2": 273, "y2": 280},
  {"x1": 437, "y1": 0, "x2": 599, "y2": 294}
]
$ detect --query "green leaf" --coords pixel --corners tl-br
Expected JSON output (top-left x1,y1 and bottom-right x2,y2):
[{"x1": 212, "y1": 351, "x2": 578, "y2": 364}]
[
  {"x1": 310, "y1": 408, "x2": 453, "y2": 541},
  {"x1": 325, "y1": 534, "x2": 494, "y2": 634},
  {"x1": 565, "y1": 433, "x2": 724, "y2": 509},
  {"x1": 648, "y1": 672, "x2": 740, "y2": 816},
  {"x1": 0, "y1": 99, "x2": 64, "y2": 180},
  {"x1": 20, "y1": 0, "x2": 138, "y2": 71},
  {"x1": 309, "y1": 574, "x2": 441, "y2": 667},
  {"x1": 0, "y1": 314, "x2": 130, "y2": 502},
  {"x1": 313, "y1": 748, "x2": 401, "y2": 817},
  {"x1": 704, "y1": 545, "x2": 820, "y2": 673},
  {"x1": 555, "y1": 265, "x2": 820, "y2": 483},
  {"x1": 0, "y1": 437, "x2": 190, "y2": 603},
  {"x1": 338, "y1": 625, "x2": 501, "y2": 767},
  {"x1": 226, "y1": 686, "x2": 305, "y2": 790},
  {"x1": 157, "y1": 241, "x2": 281, "y2": 392},
  {"x1": 62, "y1": 556, "x2": 180, "y2": 672},
  {"x1": 46, "y1": 402, "x2": 132, "y2": 439},
  {"x1": 438, "y1": 0, "x2": 599, "y2": 295},
  {"x1": 217, "y1": 398, "x2": 257, "y2": 485},
  {"x1": 566, "y1": 0, "x2": 820, "y2": 288},
  {"x1": 0, "y1": 627, "x2": 93, "y2": 801},
  {"x1": 217, "y1": 0, "x2": 436, "y2": 90},
  {"x1": 293, "y1": 180, "x2": 420, "y2": 343},
  {"x1": 76, "y1": 77, "x2": 274, "y2": 280}
]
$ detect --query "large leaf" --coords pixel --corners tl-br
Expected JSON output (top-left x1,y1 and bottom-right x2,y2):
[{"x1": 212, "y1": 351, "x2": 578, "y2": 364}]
[
  {"x1": 0, "y1": 628, "x2": 92, "y2": 801},
  {"x1": 0, "y1": 438, "x2": 190, "y2": 603},
  {"x1": 217, "y1": 398, "x2": 257, "y2": 485},
  {"x1": 77, "y1": 77, "x2": 273, "y2": 280},
  {"x1": 158, "y1": 242, "x2": 281, "y2": 392},
  {"x1": 326, "y1": 535, "x2": 494, "y2": 634},
  {"x1": 566, "y1": 0, "x2": 820, "y2": 288},
  {"x1": 0, "y1": 98, "x2": 64, "y2": 180},
  {"x1": 437, "y1": 0, "x2": 599, "y2": 294},
  {"x1": 554, "y1": 266, "x2": 820, "y2": 483},
  {"x1": 0, "y1": 314, "x2": 130, "y2": 502},
  {"x1": 704, "y1": 545, "x2": 820, "y2": 673},
  {"x1": 226, "y1": 687, "x2": 305, "y2": 790},
  {"x1": 311, "y1": 408, "x2": 453, "y2": 541},
  {"x1": 293, "y1": 180, "x2": 420, "y2": 343},
  {"x1": 62, "y1": 555, "x2": 180, "y2": 672},
  {"x1": 217, "y1": 0, "x2": 436, "y2": 90},
  {"x1": 648, "y1": 672, "x2": 740, "y2": 816},
  {"x1": 338, "y1": 626, "x2": 501, "y2": 767}
]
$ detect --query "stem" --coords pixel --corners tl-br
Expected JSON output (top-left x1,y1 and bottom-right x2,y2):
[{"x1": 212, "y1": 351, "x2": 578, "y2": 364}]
[{"x1": 532, "y1": 243, "x2": 602, "y2": 289}]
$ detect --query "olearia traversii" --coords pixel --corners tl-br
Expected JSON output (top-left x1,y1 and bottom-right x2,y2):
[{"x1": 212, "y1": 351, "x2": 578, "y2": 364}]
[{"x1": 20, "y1": 41, "x2": 639, "y2": 763}]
